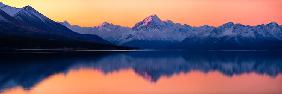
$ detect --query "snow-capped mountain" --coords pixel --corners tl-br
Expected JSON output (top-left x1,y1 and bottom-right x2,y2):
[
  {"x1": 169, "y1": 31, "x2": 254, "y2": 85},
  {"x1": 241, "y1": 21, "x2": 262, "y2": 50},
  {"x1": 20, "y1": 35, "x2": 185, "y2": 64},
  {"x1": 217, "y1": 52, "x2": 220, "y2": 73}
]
[
  {"x1": 182, "y1": 22, "x2": 282, "y2": 50},
  {"x1": 14, "y1": 6, "x2": 49, "y2": 23},
  {"x1": 1, "y1": 2, "x2": 50, "y2": 24},
  {"x1": 0, "y1": 9, "x2": 15, "y2": 22},
  {"x1": 61, "y1": 15, "x2": 193, "y2": 45},
  {"x1": 61, "y1": 14, "x2": 282, "y2": 49},
  {"x1": 0, "y1": 2, "x2": 122, "y2": 49},
  {"x1": 60, "y1": 21, "x2": 133, "y2": 44},
  {"x1": 10, "y1": 5, "x2": 78, "y2": 35},
  {"x1": 132, "y1": 15, "x2": 191, "y2": 32},
  {"x1": 122, "y1": 15, "x2": 192, "y2": 47},
  {"x1": 1, "y1": 2, "x2": 69, "y2": 33},
  {"x1": 132, "y1": 14, "x2": 165, "y2": 31},
  {"x1": 0, "y1": 2, "x2": 21, "y2": 17}
]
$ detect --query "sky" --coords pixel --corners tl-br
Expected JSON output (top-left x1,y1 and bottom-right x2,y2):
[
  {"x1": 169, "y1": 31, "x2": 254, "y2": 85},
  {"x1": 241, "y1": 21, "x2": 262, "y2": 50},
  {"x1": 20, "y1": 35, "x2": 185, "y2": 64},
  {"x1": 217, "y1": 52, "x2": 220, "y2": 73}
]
[{"x1": 1, "y1": 0, "x2": 282, "y2": 27}]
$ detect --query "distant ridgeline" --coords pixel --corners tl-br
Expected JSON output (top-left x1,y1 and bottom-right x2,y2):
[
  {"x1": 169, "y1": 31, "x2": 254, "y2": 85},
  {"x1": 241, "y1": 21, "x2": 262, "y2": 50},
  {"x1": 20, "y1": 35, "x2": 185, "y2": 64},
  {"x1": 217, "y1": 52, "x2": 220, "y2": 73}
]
[
  {"x1": 0, "y1": 2, "x2": 282, "y2": 50},
  {"x1": 62, "y1": 15, "x2": 282, "y2": 50}
]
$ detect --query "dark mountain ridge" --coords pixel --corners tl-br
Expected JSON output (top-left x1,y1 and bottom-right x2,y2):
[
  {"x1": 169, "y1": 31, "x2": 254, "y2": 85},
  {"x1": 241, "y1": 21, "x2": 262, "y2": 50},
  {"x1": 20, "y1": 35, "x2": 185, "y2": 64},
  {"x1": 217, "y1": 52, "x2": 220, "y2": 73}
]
[{"x1": 0, "y1": 2, "x2": 125, "y2": 50}]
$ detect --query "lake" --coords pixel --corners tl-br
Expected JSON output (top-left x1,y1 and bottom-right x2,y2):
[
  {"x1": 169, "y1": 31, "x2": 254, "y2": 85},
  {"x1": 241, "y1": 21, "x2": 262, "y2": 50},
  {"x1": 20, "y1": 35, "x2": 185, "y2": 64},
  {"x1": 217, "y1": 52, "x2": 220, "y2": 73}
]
[{"x1": 0, "y1": 51, "x2": 282, "y2": 94}]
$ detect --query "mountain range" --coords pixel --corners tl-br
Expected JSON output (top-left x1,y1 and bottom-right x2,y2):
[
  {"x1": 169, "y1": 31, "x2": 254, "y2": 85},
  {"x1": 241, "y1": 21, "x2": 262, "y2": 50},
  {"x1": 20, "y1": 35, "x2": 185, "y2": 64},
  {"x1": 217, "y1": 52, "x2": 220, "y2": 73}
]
[
  {"x1": 61, "y1": 15, "x2": 282, "y2": 50},
  {"x1": 0, "y1": 2, "x2": 124, "y2": 50},
  {"x1": 0, "y1": 2, "x2": 282, "y2": 50}
]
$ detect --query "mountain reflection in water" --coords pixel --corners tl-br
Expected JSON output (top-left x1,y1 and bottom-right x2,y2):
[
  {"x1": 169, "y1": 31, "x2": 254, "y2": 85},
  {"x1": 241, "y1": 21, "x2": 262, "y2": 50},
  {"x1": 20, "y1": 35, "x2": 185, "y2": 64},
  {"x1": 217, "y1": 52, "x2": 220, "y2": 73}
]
[{"x1": 0, "y1": 51, "x2": 282, "y2": 93}]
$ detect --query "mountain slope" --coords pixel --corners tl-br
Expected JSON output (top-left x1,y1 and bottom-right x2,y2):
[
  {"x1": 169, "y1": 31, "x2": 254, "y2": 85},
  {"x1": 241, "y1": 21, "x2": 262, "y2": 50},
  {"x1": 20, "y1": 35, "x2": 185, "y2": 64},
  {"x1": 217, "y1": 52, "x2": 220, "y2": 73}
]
[
  {"x1": 0, "y1": 9, "x2": 16, "y2": 22},
  {"x1": 60, "y1": 21, "x2": 133, "y2": 44},
  {"x1": 0, "y1": 2, "x2": 21, "y2": 17},
  {"x1": 0, "y1": 2, "x2": 124, "y2": 50},
  {"x1": 132, "y1": 15, "x2": 164, "y2": 31},
  {"x1": 60, "y1": 15, "x2": 192, "y2": 46},
  {"x1": 14, "y1": 6, "x2": 110, "y2": 44},
  {"x1": 182, "y1": 22, "x2": 282, "y2": 50}
]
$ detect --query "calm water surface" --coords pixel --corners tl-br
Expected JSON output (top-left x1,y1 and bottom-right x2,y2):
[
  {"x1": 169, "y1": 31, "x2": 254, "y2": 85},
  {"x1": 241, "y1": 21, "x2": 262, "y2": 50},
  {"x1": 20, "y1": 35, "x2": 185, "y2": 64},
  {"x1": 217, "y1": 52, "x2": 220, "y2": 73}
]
[{"x1": 0, "y1": 51, "x2": 282, "y2": 94}]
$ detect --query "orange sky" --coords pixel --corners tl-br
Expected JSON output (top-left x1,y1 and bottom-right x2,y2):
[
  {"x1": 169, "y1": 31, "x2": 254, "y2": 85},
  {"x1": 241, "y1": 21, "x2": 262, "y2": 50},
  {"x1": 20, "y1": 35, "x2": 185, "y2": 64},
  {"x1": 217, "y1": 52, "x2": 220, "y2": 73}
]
[{"x1": 1, "y1": 0, "x2": 282, "y2": 27}]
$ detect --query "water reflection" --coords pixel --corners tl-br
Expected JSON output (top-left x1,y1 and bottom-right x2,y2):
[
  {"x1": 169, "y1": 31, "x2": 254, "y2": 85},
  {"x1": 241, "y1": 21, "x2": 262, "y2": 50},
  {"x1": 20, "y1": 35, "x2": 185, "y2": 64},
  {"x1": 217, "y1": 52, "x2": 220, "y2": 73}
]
[{"x1": 0, "y1": 51, "x2": 282, "y2": 93}]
